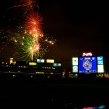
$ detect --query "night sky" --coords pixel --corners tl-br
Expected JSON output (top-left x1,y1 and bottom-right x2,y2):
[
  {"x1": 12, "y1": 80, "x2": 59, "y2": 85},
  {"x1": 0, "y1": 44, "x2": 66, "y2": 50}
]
[{"x1": 0, "y1": 0, "x2": 109, "y2": 71}]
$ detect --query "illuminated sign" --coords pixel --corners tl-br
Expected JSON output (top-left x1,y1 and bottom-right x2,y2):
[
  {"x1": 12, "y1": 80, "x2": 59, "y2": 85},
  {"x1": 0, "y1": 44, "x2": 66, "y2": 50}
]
[
  {"x1": 72, "y1": 55, "x2": 104, "y2": 73},
  {"x1": 29, "y1": 62, "x2": 37, "y2": 66},
  {"x1": 97, "y1": 65, "x2": 104, "y2": 73},
  {"x1": 82, "y1": 52, "x2": 92, "y2": 56},
  {"x1": 97, "y1": 56, "x2": 103, "y2": 65},
  {"x1": 72, "y1": 57, "x2": 78, "y2": 73},
  {"x1": 72, "y1": 57, "x2": 78, "y2": 65},
  {"x1": 97, "y1": 56, "x2": 104, "y2": 73},
  {"x1": 79, "y1": 56, "x2": 97, "y2": 73},
  {"x1": 72, "y1": 66, "x2": 78, "y2": 72},
  {"x1": 46, "y1": 59, "x2": 54, "y2": 63}
]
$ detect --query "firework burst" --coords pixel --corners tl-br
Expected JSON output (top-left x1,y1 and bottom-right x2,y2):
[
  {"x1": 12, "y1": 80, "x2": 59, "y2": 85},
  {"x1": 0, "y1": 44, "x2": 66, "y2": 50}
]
[
  {"x1": 0, "y1": 0, "x2": 55, "y2": 62},
  {"x1": 25, "y1": 10, "x2": 43, "y2": 60},
  {"x1": 13, "y1": 32, "x2": 38, "y2": 61},
  {"x1": 26, "y1": 12, "x2": 43, "y2": 39},
  {"x1": 13, "y1": 32, "x2": 56, "y2": 61}
]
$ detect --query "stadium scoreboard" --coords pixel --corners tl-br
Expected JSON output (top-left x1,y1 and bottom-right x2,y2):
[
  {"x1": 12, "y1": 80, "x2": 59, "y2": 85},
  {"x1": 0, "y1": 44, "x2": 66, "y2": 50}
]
[{"x1": 72, "y1": 53, "x2": 104, "y2": 73}]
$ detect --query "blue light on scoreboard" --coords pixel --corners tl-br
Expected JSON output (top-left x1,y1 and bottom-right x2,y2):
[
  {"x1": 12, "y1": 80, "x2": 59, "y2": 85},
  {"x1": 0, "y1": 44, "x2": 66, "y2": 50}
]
[
  {"x1": 79, "y1": 56, "x2": 97, "y2": 73},
  {"x1": 97, "y1": 56, "x2": 104, "y2": 73},
  {"x1": 97, "y1": 56, "x2": 103, "y2": 65}
]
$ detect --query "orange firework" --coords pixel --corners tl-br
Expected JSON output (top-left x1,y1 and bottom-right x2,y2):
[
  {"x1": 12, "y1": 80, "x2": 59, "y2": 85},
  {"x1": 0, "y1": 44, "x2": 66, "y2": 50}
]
[
  {"x1": 26, "y1": 12, "x2": 43, "y2": 40},
  {"x1": 11, "y1": 0, "x2": 45, "y2": 61}
]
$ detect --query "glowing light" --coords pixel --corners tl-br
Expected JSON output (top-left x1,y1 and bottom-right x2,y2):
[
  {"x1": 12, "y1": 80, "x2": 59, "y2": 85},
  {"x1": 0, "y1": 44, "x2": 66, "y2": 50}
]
[
  {"x1": 72, "y1": 66, "x2": 78, "y2": 72},
  {"x1": 36, "y1": 72, "x2": 44, "y2": 74},
  {"x1": 82, "y1": 52, "x2": 92, "y2": 56},
  {"x1": 10, "y1": 58, "x2": 13, "y2": 64},
  {"x1": 97, "y1": 65, "x2": 104, "y2": 73},
  {"x1": 45, "y1": 39, "x2": 48, "y2": 42},
  {"x1": 13, "y1": 75, "x2": 16, "y2": 78},
  {"x1": 58, "y1": 63, "x2": 61, "y2": 66},
  {"x1": 37, "y1": 59, "x2": 45, "y2": 63},
  {"x1": 2, "y1": 62, "x2": 4, "y2": 64},
  {"x1": 36, "y1": 44, "x2": 40, "y2": 51},
  {"x1": 24, "y1": 31, "x2": 27, "y2": 34},
  {"x1": 40, "y1": 34, "x2": 43, "y2": 37},
  {"x1": 72, "y1": 57, "x2": 78, "y2": 65},
  {"x1": 29, "y1": 47, "x2": 33, "y2": 61},
  {"x1": 46, "y1": 59, "x2": 54, "y2": 63},
  {"x1": 53, "y1": 63, "x2": 61, "y2": 67},
  {"x1": 15, "y1": 39, "x2": 17, "y2": 43},
  {"x1": 29, "y1": 62, "x2": 37, "y2": 66}
]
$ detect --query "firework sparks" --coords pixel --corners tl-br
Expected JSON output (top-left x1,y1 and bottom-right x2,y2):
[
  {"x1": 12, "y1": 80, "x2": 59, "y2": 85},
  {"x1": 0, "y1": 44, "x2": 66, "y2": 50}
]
[
  {"x1": 0, "y1": 27, "x2": 56, "y2": 61},
  {"x1": 9, "y1": 0, "x2": 35, "y2": 11},
  {"x1": 26, "y1": 12, "x2": 43, "y2": 38},
  {"x1": 24, "y1": 10, "x2": 43, "y2": 60},
  {"x1": 0, "y1": 0, "x2": 55, "y2": 61}
]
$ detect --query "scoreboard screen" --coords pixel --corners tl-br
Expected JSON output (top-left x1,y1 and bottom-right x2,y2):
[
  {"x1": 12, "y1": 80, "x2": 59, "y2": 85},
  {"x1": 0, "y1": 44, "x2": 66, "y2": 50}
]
[{"x1": 79, "y1": 56, "x2": 97, "y2": 73}]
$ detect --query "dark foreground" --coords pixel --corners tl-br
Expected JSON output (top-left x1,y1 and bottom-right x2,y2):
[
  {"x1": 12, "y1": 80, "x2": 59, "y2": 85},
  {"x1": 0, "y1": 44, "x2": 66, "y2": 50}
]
[{"x1": 0, "y1": 74, "x2": 109, "y2": 108}]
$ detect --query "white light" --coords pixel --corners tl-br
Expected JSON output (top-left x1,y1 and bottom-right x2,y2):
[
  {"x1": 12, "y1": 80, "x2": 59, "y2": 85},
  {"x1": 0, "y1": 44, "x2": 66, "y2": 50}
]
[
  {"x1": 37, "y1": 59, "x2": 45, "y2": 63},
  {"x1": 37, "y1": 59, "x2": 40, "y2": 62},
  {"x1": 41, "y1": 59, "x2": 45, "y2": 63},
  {"x1": 98, "y1": 65, "x2": 104, "y2": 73},
  {"x1": 72, "y1": 57, "x2": 78, "y2": 65},
  {"x1": 72, "y1": 66, "x2": 78, "y2": 72},
  {"x1": 53, "y1": 63, "x2": 57, "y2": 66},
  {"x1": 13, "y1": 75, "x2": 16, "y2": 77}
]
